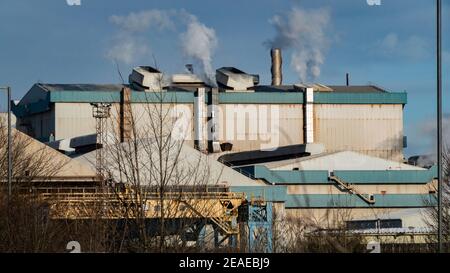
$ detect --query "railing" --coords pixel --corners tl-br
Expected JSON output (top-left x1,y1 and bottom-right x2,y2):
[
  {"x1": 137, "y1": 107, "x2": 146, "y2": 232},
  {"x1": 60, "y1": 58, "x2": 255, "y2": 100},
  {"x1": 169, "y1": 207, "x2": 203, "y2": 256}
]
[
  {"x1": 218, "y1": 159, "x2": 258, "y2": 181},
  {"x1": 329, "y1": 176, "x2": 375, "y2": 204},
  {"x1": 40, "y1": 191, "x2": 245, "y2": 201}
]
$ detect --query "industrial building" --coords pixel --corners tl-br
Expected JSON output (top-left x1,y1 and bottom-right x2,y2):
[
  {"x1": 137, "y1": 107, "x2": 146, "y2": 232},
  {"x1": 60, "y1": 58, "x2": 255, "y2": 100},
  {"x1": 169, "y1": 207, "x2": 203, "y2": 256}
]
[
  {"x1": 8, "y1": 49, "x2": 436, "y2": 251},
  {"x1": 13, "y1": 48, "x2": 407, "y2": 162}
]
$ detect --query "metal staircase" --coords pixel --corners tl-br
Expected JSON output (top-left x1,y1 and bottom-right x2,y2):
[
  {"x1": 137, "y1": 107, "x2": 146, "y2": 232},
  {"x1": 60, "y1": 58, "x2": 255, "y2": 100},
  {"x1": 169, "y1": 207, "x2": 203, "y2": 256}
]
[
  {"x1": 180, "y1": 199, "x2": 238, "y2": 235},
  {"x1": 329, "y1": 175, "x2": 375, "y2": 204}
]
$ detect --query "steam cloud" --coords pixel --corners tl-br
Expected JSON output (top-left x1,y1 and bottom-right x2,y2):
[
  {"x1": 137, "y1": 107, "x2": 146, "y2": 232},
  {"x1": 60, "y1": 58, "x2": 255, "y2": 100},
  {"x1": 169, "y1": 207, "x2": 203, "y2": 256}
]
[
  {"x1": 415, "y1": 114, "x2": 450, "y2": 164},
  {"x1": 267, "y1": 7, "x2": 331, "y2": 82},
  {"x1": 106, "y1": 9, "x2": 218, "y2": 80},
  {"x1": 179, "y1": 14, "x2": 218, "y2": 83},
  {"x1": 107, "y1": 10, "x2": 175, "y2": 64}
]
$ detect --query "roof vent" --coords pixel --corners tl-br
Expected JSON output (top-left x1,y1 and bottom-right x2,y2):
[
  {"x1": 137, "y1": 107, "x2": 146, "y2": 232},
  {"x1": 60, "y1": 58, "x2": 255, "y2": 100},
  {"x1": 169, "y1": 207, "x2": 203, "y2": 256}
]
[
  {"x1": 129, "y1": 66, "x2": 165, "y2": 91},
  {"x1": 216, "y1": 67, "x2": 259, "y2": 91},
  {"x1": 171, "y1": 74, "x2": 205, "y2": 85}
]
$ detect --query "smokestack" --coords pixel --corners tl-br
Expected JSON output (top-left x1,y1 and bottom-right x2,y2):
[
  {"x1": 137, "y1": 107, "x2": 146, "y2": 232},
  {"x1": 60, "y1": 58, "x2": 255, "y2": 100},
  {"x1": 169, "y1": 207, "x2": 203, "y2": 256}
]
[
  {"x1": 346, "y1": 73, "x2": 350, "y2": 86},
  {"x1": 271, "y1": 48, "x2": 282, "y2": 86},
  {"x1": 186, "y1": 64, "x2": 194, "y2": 74}
]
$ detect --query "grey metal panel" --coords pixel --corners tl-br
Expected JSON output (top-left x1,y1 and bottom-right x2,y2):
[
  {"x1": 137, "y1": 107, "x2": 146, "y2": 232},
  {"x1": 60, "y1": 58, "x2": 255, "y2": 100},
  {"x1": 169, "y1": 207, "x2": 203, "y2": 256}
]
[{"x1": 314, "y1": 104, "x2": 404, "y2": 162}]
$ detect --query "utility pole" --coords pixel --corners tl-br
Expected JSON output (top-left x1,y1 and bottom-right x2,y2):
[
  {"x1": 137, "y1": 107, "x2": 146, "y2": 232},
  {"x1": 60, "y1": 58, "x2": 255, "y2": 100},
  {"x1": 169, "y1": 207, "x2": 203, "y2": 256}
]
[
  {"x1": 1, "y1": 87, "x2": 12, "y2": 198},
  {"x1": 437, "y1": 0, "x2": 443, "y2": 253}
]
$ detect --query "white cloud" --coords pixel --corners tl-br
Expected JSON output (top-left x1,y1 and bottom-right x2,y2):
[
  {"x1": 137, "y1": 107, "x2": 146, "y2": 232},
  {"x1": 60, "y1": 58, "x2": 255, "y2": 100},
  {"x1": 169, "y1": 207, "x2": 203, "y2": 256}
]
[
  {"x1": 378, "y1": 33, "x2": 429, "y2": 59},
  {"x1": 109, "y1": 10, "x2": 175, "y2": 33}
]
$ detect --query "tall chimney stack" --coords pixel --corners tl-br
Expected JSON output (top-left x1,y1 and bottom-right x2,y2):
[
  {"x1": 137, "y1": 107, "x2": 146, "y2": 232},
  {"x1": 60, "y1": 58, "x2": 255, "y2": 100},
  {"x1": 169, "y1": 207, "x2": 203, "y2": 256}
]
[{"x1": 271, "y1": 48, "x2": 282, "y2": 86}]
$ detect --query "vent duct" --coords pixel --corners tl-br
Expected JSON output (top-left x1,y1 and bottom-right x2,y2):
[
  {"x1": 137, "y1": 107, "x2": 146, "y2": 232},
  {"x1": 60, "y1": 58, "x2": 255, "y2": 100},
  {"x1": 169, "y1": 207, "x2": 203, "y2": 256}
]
[{"x1": 129, "y1": 66, "x2": 164, "y2": 91}]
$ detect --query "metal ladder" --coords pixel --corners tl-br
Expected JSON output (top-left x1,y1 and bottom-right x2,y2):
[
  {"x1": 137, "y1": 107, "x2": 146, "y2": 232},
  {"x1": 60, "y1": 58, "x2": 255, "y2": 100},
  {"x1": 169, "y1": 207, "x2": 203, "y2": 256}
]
[{"x1": 179, "y1": 199, "x2": 238, "y2": 235}]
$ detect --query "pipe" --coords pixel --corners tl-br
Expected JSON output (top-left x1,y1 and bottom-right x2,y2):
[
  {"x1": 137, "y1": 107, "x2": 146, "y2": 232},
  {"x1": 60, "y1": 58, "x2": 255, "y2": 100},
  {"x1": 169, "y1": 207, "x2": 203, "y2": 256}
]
[{"x1": 271, "y1": 48, "x2": 282, "y2": 86}]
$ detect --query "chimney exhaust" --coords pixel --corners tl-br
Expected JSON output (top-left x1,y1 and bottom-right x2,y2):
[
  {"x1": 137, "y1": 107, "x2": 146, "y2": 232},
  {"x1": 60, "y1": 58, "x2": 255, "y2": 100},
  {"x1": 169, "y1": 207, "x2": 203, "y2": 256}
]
[{"x1": 271, "y1": 48, "x2": 282, "y2": 86}]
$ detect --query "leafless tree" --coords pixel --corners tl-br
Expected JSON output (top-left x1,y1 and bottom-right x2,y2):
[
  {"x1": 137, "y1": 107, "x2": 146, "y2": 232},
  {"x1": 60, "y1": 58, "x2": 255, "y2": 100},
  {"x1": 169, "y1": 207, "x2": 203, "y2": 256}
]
[
  {"x1": 271, "y1": 207, "x2": 365, "y2": 253},
  {"x1": 0, "y1": 116, "x2": 69, "y2": 252},
  {"x1": 424, "y1": 145, "x2": 450, "y2": 252},
  {"x1": 92, "y1": 67, "x2": 223, "y2": 252}
]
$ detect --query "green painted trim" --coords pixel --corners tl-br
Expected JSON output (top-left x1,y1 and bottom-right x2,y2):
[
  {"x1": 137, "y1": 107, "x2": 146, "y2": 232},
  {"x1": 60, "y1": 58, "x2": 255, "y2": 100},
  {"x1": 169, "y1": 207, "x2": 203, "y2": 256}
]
[
  {"x1": 237, "y1": 165, "x2": 435, "y2": 185},
  {"x1": 218, "y1": 92, "x2": 304, "y2": 104},
  {"x1": 50, "y1": 91, "x2": 119, "y2": 103},
  {"x1": 131, "y1": 91, "x2": 194, "y2": 103},
  {"x1": 49, "y1": 91, "x2": 195, "y2": 103},
  {"x1": 285, "y1": 194, "x2": 436, "y2": 208},
  {"x1": 333, "y1": 167, "x2": 437, "y2": 184},
  {"x1": 236, "y1": 166, "x2": 329, "y2": 184},
  {"x1": 230, "y1": 186, "x2": 287, "y2": 202},
  {"x1": 314, "y1": 92, "x2": 407, "y2": 104}
]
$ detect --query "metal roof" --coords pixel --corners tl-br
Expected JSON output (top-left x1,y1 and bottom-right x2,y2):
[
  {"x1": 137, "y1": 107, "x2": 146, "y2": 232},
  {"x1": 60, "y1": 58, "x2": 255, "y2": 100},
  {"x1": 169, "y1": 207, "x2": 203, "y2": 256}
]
[
  {"x1": 347, "y1": 227, "x2": 433, "y2": 235},
  {"x1": 327, "y1": 85, "x2": 386, "y2": 93},
  {"x1": 74, "y1": 138, "x2": 265, "y2": 187},
  {"x1": 311, "y1": 227, "x2": 433, "y2": 235},
  {"x1": 259, "y1": 151, "x2": 425, "y2": 171},
  {"x1": 37, "y1": 83, "x2": 127, "y2": 92},
  {"x1": 251, "y1": 85, "x2": 387, "y2": 93}
]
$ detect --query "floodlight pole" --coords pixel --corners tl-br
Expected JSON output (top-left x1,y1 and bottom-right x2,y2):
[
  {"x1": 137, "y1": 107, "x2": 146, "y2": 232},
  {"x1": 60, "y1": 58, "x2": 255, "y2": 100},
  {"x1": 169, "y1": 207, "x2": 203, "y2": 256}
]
[
  {"x1": 437, "y1": 0, "x2": 443, "y2": 253},
  {"x1": 1, "y1": 87, "x2": 12, "y2": 198}
]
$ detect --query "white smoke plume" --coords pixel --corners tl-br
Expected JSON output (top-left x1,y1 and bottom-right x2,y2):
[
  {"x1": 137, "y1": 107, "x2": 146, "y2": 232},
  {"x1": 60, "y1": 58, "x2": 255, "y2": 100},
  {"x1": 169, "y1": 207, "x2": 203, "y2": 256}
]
[
  {"x1": 106, "y1": 32, "x2": 150, "y2": 64},
  {"x1": 109, "y1": 10, "x2": 175, "y2": 33},
  {"x1": 106, "y1": 10, "x2": 175, "y2": 64},
  {"x1": 267, "y1": 7, "x2": 331, "y2": 82},
  {"x1": 179, "y1": 14, "x2": 218, "y2": 84},
  {"x1": 106, "y1": 9, "x2": 218, "y2": 80},
  {"x1": 414, "y1": 114, "x2": 450, "y2": 164}
]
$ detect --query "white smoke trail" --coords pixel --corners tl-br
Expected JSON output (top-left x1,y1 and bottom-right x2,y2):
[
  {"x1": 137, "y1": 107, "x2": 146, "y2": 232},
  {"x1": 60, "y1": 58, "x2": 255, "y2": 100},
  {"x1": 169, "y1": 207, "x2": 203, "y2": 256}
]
[
  {"x1": 106, "y1": 9, "x2": 218, "y2": 82},
  {"x1": 109, "y1": 10, "x2": 175, "y2": 33},
  {"x1": 179, "y1": 14, "x2": 218, "y2": 84},
  {"x1": 267, "y1": 7, "x2": 331, "y2": 82},
  {"x1": 106, "y1": 10, "x2": 175, "y2": 64},
  {"x1": 415, "y1": 114, "x2": 450, "y2": 164}
]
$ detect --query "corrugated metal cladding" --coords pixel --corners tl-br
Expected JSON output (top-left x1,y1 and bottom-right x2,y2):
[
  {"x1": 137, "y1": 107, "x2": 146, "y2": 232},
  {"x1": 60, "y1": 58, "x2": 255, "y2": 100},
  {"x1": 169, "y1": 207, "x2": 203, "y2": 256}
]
[
  {"x1": 54, "y1": 103, "x2": 194, "y2": 141},
  {"x1": 314, "y1": 104, "x2": 403, "y2": 162},
  {"x1": 218, "y1": 104, "x2": 304, "y2": 152}
]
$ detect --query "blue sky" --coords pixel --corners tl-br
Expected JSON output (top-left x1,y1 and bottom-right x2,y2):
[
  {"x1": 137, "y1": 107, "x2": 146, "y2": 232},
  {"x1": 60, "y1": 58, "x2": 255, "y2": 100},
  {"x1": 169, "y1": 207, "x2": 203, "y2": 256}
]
[{"x1": 0, "y1": 0, "x2": 448, "y2": 157}]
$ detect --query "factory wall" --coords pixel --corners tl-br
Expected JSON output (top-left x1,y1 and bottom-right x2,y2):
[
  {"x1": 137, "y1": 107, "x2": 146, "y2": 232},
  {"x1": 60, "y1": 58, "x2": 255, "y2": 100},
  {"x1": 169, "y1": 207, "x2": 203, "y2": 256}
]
[
  {"x1": 15, "y1": 91, "x2": 405, "y2": 163},
  {"x1": 54, "y1": 102, "x2": 195, "y2": 144},
  {"x1": 314, "y1": 104, "x2": 404, "y2": 161},
  {"x1": 286, "y1": 183, "x2": 433, "y2": 195},
  {"x1": 55, "y1": 103, "x2": 95, "y2": 140},
  {"x1": 217, "y1": 103, "x2": 304, "y2": 151},
  {"x1": 17, "y1": 106, "x2": 55, "y2": 141}
]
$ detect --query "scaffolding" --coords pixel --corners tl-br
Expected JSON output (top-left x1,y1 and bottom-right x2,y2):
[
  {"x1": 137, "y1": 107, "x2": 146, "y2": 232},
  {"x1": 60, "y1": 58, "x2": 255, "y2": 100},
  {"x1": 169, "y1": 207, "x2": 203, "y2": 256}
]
[{"x1": 247, "y1": 200, "x2": 273, "y2": 253}]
